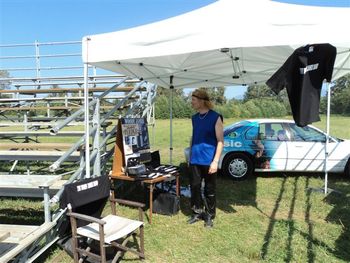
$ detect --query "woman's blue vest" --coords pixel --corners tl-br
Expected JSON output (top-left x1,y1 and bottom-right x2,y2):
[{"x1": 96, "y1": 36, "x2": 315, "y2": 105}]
[{"x1": 190, "y1": 110, "x2": 220, "y2": 166}]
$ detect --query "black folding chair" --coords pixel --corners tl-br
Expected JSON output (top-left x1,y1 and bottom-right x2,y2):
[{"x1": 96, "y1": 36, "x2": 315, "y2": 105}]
[{"x1": 60, "y1": 175, "x2": 145, "y2": 263}]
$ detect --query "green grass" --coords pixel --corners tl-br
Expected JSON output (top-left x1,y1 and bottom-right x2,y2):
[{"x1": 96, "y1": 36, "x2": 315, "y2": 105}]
[{"x1": 1, "y1": 115, "x2": 350, "y2": 262}]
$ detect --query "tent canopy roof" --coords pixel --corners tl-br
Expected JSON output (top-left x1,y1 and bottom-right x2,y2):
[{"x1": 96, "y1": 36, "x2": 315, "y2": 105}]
[{"x1": 83, "y1": 0, "x2": 350, "y2": 88}]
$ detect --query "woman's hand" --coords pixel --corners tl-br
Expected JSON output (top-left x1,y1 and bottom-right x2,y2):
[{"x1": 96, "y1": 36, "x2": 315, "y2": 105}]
[{"x1": 209, "y1": 160, "x2": 218, "y2": 174}]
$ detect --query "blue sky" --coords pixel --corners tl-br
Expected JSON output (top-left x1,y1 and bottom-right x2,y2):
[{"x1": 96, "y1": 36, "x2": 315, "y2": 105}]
[
  {"x1": 0, "y1": 0, "x2": 217, "y2": 43},
  {"x1": 1, "y1": 0, "x2": 349, "y2": 98}
]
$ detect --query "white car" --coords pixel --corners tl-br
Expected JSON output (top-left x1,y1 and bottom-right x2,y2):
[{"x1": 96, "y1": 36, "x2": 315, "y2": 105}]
[{"x1": 220, "y1": 119, "x2": 350, "y2": 180}]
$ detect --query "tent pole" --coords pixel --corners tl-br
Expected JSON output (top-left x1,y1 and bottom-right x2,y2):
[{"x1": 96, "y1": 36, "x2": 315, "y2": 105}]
[
  {"x1": 169, "y1": 76, "x2": 174, "y2": 165},
  {"x1": 324, "y1": 82, "x2": 331, "y2": 194},
  {"x1": 309, "y1": 82, "x2": 340, "y2": 195},
  {"x1": 83, "y1": 37, "x2": 91, "y2": 178}
]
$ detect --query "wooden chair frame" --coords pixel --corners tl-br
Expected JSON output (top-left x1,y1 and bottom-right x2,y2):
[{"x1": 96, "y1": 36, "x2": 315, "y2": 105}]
[{"x1": 67, "y1": 194, "x2": 145, "y2": 263}]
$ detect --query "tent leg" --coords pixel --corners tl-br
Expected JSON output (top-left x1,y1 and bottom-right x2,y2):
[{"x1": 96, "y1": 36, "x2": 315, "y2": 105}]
[
  {"x1": 169, "y1": 87, "x2": 173, "y2": 165},
  {"x1": 169, "y1": 76, "x2": 174, "y2": 165},
  {"x1": 323, "y1": 82, "x2": 341, "y2": 195},
  {"x1": 324, "y1": 82, "x2": 331, "y2": 194},
  {"x1": 83, "y1": 37, "x2": 91, "y2": 178},
  {"x1": 309, "y1": 82, "x2": 341, "y2": 195}
]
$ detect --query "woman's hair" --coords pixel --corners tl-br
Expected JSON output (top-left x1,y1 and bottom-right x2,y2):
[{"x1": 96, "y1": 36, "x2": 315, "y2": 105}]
[{"x1": 192, "y1": 89, "x2": 213, "y2": 109}]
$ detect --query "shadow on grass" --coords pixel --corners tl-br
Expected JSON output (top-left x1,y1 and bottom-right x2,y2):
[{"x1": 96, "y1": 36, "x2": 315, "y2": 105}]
[
  {"x1": 257, "y1": 172, "x2": 350, "y2": 263},
  {"x1": 324, "y1": 176, "x2": 350, "y2": 262},
  {"x1": 302, "y1": 174, "x2": 350, "y2": 263},
  {"x1": 259, "y1": 173, "x2": 288, "y2": 260},
  {"x1": 0, "y1": 198, "x2": 44, "y2": 225}
]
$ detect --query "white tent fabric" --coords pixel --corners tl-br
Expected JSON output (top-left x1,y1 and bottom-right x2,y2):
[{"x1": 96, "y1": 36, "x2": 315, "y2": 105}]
[{"x1": 83, "y1": 0, "x2": 350, "y2": 88}]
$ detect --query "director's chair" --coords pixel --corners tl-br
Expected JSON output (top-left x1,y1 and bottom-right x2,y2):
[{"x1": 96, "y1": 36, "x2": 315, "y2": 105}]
[{"x1": 60, "y1": 175, "x2": 145, "y2": 262}]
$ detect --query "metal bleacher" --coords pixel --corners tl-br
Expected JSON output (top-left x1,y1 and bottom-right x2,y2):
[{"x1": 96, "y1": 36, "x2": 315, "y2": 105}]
[{"x1": 0, "y1": 40, "x2": 157, "y2": 262}]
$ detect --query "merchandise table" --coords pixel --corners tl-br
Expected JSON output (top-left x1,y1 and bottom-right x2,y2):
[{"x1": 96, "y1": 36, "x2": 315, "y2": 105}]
[{"x1": 109, "y1": 171, "x2": 179, "y2": 224}]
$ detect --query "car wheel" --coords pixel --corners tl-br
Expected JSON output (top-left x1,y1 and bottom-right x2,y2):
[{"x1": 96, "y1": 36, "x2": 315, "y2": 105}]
[
  {"x1": 222, "y1": 153, "x2": 253, "y2": 180},
  {"x1": 345, "y1": 158, "x2": 350, "y2": 178}
]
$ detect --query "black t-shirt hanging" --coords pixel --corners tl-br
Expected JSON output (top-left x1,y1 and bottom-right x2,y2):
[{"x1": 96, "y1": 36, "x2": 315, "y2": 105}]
[{"x1": 266, "y1": 43, "x2": 336, "y2": 127}]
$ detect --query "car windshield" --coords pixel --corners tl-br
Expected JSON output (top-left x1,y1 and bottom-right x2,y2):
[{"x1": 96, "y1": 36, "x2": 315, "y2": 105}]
[
  {"x1": 224, "y1": 121, "x2": 251, "y2": 136},
  {"x1": 245, "y1": 125, "x2": 259, "y2": 140}
]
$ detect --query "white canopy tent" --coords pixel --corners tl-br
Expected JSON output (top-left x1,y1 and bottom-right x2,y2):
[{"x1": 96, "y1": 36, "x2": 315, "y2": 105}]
[
  {"x1": 82, "y1": 0, "x2": 350, "y2": 192},
  {"x1": 82, "y1": 0, "x2": 350, "y2": 88}
]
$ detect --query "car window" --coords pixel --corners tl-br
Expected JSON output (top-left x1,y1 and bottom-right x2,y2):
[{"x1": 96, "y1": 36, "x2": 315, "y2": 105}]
[
  {"x1": 260, "y1": 123, "x2": 274, "y2": 140},
  {"x1": 257, "y1": 123, "x2": 288, "y2": 141},
  {"x1": 288, "y1": 123, "x2": 326, "y2": 142}
]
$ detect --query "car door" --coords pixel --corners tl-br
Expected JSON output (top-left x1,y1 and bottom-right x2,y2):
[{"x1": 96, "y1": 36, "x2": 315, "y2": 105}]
[
  {"x1": 285, "y1": 123, "x2": 340, "y2": 172},
  {"x1": 254, "y1": 123, "x2": 288, "y2": 171}
]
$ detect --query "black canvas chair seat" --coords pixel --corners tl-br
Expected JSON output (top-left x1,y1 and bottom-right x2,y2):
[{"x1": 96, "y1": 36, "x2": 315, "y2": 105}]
[{"x1": 59, "y1": 175, "x2": 110, "y2": 237}]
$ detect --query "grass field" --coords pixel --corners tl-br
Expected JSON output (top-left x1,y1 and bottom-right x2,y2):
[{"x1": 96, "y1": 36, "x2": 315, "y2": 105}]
[{"x1": 1, "y1": 115, "x2": 350, "y2": 262}]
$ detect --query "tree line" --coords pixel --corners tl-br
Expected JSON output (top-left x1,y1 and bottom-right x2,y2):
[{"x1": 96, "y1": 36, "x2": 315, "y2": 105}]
[
  {"x1": 154, "y1": 74, "x2": 350, "y2": 119},
  {"x1": 1, "y1": 70, "x2": 349, "y2": 119}
]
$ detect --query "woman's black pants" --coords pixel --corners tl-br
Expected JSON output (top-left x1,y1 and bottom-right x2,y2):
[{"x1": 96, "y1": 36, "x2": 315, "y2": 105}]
[{"x1": 190, "y1": 165, "x2": 216, "y2": 218}]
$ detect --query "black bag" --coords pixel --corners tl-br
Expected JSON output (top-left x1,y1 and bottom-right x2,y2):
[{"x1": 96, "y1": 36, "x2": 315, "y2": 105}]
[{"x1": 152, "y1": 192, "x2": 180, "y2": 216}]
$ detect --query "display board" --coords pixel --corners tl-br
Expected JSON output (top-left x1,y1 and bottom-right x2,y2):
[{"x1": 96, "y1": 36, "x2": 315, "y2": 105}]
[
  {"x1": 111, "y1": 118, "x2": 151, "y2": 176},
  {"x1": 121, "y1": 118, "x2": 150, "y2": 156}
]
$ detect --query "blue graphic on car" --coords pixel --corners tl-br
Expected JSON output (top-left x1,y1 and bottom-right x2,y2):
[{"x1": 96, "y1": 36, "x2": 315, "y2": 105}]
[{"x1": 220, "y1": 119, "x2": 350, "y2": 180}]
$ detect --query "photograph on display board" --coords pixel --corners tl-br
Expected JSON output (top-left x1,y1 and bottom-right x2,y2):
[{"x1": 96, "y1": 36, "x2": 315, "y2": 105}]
[{"x1": 120, "y1": 118, "x2": 150, "y2": 163}]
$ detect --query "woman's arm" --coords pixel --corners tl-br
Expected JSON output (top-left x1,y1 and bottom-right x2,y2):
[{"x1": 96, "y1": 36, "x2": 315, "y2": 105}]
[{"x1": 209, "y1": 117, "x2": 224, "y2": 174}]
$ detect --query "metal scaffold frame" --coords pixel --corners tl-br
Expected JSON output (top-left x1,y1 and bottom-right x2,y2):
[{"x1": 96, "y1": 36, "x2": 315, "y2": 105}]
[{"x1": 0, "y1": 40, "x2": 157, "y2": 262}]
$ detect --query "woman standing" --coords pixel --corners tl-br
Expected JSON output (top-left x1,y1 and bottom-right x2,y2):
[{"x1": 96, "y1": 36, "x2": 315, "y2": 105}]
[{"x1": 188, "y1": 89, "x2": 223, "y2": 228}]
